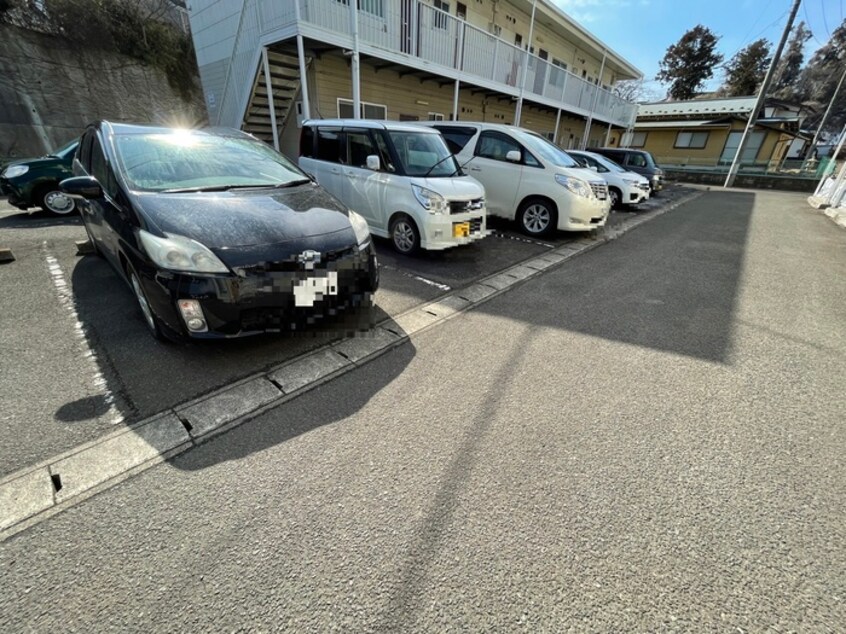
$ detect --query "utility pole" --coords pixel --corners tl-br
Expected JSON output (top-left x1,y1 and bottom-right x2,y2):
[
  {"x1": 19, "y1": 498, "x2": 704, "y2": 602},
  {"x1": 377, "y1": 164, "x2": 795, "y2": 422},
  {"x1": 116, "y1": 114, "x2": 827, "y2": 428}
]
[
  {"x1": 724, "y1": 0, "x2": 802, "y2": 188},
  {"x1": 808, "y1": 66, "x2": 846, "y2": 158}
]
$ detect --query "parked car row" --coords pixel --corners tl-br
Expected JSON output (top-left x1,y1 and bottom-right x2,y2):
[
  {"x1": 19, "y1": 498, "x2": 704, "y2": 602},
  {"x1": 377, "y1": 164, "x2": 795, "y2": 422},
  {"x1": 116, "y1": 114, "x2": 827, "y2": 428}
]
[{"x1": 1, "y1": 118, "x2": 664, "y2": 342}]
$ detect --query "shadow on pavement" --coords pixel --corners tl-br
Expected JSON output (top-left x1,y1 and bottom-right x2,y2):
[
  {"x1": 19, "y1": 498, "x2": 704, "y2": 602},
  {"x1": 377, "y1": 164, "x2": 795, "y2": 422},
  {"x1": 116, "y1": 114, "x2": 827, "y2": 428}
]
[
  {"x1": 172, "y1": 338, "x2": 416, "y2": 472},
  {"x1": 476, "y1": 190, "x2": 755, "y2": 364},
  {"x1": 0, "y1": 209, "x2": 82, "y2": 228}
]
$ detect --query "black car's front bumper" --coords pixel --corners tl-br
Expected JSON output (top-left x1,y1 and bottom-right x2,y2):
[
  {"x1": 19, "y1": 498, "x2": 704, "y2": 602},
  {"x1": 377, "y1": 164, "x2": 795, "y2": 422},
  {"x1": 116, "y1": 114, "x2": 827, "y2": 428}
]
[
  {"x1": 139, "y1": 243, "x2": 379, "y2": 339},
  {"x1": 0, "y1": 178, "x2": 27, "y2": 208}
]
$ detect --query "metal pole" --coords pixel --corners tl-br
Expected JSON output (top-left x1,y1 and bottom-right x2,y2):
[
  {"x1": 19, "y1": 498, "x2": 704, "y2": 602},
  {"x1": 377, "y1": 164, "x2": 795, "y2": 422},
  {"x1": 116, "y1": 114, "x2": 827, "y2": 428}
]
[
  {"x1": 453, "y1": 80, "x2": 461, "y2": 121},
  {"x1": 514, "y1": 0, "x2": 537, "y2": 126},
  {"x1": 296, "y1": 36, "x2": 311, "y2": 121},
  {"x1": 262, "y1": 47, "x2": 279, "y2": 150},
  {"x1": 725, "y1": 0, "x2": 801, "y2": 187},
  {"x1": 604, "y1": 123, "x2": 612, "y2": 146},
  {"x1": 808, "y1": 66, "x2": 846, "y2": 158},
  {"x1": 581, "y1": 116, "x2": 592, "y2": 149},
  {"x1": 349, "y1": 0, "x2": 361, "y2": 119},
  {"x1": 553, "y1": 108, "x2": 562, "y2": 144}
]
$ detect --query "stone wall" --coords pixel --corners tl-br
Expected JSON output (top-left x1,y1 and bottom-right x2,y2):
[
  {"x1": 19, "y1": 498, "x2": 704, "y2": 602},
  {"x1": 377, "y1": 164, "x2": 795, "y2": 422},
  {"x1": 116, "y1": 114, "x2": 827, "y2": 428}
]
[{"x1": 0, "y1": 22, "x2": 206, "y2": 160}]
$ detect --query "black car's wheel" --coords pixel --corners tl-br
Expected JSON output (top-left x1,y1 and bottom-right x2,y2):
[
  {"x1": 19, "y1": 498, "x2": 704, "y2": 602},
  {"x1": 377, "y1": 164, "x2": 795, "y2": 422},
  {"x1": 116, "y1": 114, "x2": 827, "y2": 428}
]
[
  {"x1": 36, "y1": 184, "x2": 76, "y2": 215},
  {"x1": 518, "y1": 198, "x2": 557, "y2": 237},
  {"x1": 390, "y1": 214, "x2": 421, "y2": 255},
  {"x1": 608, "y1": 187, "x2": 621, "y2": 209},
  {"x1": 126, "y1": 264, "x2": 174, "y2": 343}
]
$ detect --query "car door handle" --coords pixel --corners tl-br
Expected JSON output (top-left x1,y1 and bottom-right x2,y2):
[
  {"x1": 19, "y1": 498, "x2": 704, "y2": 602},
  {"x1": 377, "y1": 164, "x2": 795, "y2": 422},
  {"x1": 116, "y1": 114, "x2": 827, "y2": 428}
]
[
  {"x1": 330, "y1": 168, "x2": 341, "y2": 174},
  {"x1": 469, "y1": 167, "x2": 482, "y2": 172}
]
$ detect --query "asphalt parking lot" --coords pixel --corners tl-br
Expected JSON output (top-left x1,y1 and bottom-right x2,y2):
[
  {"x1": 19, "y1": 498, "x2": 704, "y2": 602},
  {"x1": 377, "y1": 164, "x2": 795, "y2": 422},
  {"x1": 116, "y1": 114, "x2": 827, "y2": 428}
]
[{"x1": 0, "y1": 187, "x2": 693, "y2": 476}]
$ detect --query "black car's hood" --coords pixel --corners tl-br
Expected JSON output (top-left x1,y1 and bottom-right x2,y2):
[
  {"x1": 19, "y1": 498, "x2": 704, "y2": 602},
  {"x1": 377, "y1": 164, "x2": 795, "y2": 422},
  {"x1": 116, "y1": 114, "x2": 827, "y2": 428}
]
[
  {"x1": 133, "y1": 184, "x2": 355, "y2": 250},
  {"x1": 3, "y1": 156, "x2": 64, "y2": 171}
]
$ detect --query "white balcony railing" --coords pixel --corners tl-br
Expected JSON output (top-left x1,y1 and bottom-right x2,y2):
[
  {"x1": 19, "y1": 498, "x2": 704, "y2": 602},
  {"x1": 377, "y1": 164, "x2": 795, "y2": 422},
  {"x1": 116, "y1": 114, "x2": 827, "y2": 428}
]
[{"x1": 216, "y1": 0, "x2": 638, "y2": 130}]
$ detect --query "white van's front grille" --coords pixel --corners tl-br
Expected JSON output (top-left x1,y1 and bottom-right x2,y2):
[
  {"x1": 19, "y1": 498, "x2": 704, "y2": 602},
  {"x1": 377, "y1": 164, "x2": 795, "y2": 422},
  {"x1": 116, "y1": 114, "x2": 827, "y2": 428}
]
[
  {"x1": 449, "y1": 198, "x2": 484, "y2": 214},
  {"x1": 590, "y1": 183, "x2": 608, "y2": 200}
]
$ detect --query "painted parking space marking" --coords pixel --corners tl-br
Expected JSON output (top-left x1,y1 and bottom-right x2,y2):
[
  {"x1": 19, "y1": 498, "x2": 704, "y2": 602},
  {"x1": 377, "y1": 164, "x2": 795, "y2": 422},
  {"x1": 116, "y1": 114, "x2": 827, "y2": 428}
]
[
  {"x1": 0, "y1": 189, "x2": 703, "y2": 541},
  {"x1": 380, "y1": 264, "x2": 452, "y2": 291},
  {"x1": 43, "y1": 242, "x2": 124, "y2": 424}
]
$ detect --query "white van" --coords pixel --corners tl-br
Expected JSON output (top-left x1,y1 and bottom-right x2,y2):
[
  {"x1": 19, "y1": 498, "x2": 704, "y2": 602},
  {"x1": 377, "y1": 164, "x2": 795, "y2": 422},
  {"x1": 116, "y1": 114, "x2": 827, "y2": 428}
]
[
  {"x1": 299, "y1": 120, "x2": 487, "y2": 254},
  {"x1": 567, "y1": 149, "x2": 651, "y2": 208},
  {"x1": 425, "y1": 122, "x2": 611, "y2": 236}
]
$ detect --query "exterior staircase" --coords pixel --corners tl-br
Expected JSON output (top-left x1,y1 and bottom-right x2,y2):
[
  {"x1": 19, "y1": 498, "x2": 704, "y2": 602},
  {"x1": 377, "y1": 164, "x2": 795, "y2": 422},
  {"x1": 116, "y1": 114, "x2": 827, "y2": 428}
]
[{"x1": 241, "y1": 50, "x2": 307, "y2": 145}]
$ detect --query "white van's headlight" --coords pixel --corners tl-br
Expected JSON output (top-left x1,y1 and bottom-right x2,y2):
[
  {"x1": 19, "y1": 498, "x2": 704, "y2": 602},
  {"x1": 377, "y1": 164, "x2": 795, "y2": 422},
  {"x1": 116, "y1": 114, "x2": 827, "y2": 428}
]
[
  {"x1": 412, "y1": 184, "x2": 448, "y2": 214},
  {"x1": 623, "y1": 178, "x2": 640, "y2": 187},
  {"x1": 139, "y1": 230, "x2": 229, "y2": 273},
  {"x1": 2, "y1": 165, "x2": 28, "y2": 178},
  {"x1": 348, "y1": 210, "x2": 371, "y2": 245},
  {"x1": 554, "y1": 174, "x2": 591, "y2": 198}
]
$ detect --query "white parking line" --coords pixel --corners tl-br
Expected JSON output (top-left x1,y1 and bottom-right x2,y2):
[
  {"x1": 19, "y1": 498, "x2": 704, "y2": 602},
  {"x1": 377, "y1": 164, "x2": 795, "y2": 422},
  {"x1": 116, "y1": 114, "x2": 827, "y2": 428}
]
[
  {"x1": 381, "y1": 264, "x2": 452, "y2": 291},
  {"x1": 43, "y1": 242, "x2": 124, "y2": 425},
  {"x1": 491, "y1": 231, "x2": 554, "y2": 248}
]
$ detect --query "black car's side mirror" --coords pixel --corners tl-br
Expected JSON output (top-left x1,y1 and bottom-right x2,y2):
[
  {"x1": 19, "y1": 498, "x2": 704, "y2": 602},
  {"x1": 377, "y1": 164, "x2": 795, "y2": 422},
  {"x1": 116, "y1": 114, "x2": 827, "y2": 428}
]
[{"x1": 60, "y1": 176, "x2": 102, "y2": 199}]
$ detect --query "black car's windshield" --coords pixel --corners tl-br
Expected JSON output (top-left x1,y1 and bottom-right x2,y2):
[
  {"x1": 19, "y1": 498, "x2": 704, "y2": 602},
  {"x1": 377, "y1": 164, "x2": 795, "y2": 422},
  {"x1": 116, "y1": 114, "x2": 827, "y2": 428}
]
[
  {"x1": 114, "y1": 131, "x2": 308, "y2": 192},
  {"x1": 386, "y1": 130, "x2": 459, "y2": 177},
  {"x1": 51, "y1": 139, "x2": 79, "y2": 159},
  {"x1": 521, "y1": 132, "x2": 580, "y2": 168}
]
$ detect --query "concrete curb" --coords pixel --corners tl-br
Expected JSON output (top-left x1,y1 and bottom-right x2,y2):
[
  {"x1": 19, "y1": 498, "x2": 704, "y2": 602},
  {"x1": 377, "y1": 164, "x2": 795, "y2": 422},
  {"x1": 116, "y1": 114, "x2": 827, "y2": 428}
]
[{"x1": 0, "y1": 189, "x2": 703, "y2": 541}]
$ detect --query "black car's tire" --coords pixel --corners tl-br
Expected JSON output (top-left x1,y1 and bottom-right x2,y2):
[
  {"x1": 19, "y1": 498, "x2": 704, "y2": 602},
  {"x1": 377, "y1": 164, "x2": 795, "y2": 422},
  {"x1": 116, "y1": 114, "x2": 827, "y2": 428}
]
[
  {"x1": 36, "y1": 184, "x2": 76, "y2": 215},
  {"x1": 125, "y1": 264, "x2": 177, "y2": 343},
  {"x1": 518, "y1": 197, "x2": 557, "y2": 237},
  {"x1": 390, "y1": 214, "x2": 421, "y2": 255},
  {"x1": 608, "y1": 187, "x2": 622, "y2": 209}
]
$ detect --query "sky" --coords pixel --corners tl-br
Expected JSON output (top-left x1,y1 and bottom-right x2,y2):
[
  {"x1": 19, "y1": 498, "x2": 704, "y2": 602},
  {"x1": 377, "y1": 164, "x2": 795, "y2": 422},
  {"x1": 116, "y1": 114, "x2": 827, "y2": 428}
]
[{"x1": 551, "y1": 0, "x2": 841, "y2": 99}]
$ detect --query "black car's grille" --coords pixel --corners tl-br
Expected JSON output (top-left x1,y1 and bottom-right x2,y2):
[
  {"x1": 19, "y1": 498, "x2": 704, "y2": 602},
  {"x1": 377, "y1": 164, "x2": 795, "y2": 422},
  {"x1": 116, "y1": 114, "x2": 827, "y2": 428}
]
[
  {"x1": 590, "y1": 183, "x2": 608, "y2": 200},
  {"x1": 449, "y1": 198, "x2": 484, "y2": 214},
  {"x1": 237, "y1": 245, "x2": 356, "y2": 274}
]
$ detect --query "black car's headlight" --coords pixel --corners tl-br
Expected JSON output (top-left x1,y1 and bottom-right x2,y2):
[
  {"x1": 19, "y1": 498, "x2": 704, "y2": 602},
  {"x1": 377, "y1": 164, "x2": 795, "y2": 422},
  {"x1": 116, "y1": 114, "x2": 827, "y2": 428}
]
[
  {"x1": 2, "y1": 165, "x2": 28, "y2": 179},
  {"x1": 348, "y1": 210, "x2": 371, "y2": 246},
  {"x1": 139, "y1": 230, "x2": 228, "y2": 273}
]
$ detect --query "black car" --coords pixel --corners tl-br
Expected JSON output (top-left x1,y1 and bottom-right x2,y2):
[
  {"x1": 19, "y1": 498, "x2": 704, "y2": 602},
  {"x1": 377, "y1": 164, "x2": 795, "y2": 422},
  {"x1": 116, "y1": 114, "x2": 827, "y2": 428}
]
[
  {"x1": 586, "y1": 147, "x2": 666, "y2": 195},
  {"x1": 61, "y1": 122, "x2": 379, "y2": 341}
]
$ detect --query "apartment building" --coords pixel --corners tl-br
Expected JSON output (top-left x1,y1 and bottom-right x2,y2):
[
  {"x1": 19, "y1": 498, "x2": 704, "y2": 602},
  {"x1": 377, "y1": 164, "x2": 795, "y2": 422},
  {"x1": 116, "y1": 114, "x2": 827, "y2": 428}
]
[{"x1": 187, "y1": 0, "x2": 642, "y2": 157}]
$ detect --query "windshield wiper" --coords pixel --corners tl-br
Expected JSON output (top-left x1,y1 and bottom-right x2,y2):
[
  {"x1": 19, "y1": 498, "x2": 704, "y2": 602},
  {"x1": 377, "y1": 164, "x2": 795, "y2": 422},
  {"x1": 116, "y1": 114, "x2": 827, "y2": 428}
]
[
  {"x1": 423, "y1": 154, "x2": 456, "y2": 178},
  {"x1": 271, "y1": 178, "x2": 312, "y2": 188}
]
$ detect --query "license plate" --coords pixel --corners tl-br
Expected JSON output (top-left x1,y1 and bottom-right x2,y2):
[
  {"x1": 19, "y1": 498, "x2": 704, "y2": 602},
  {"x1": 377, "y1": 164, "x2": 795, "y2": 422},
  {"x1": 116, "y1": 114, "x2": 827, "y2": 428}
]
[
  {"x1": 453, "y1": 222, "x2": 470, "y2": 238},
  {"x1": 293, "y1": 271, "x2": 338, "y2": 307}
]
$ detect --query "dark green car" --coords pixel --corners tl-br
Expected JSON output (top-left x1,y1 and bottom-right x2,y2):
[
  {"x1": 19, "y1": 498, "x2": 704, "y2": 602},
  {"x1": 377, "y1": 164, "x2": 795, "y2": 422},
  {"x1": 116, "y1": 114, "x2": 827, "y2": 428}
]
[{"x1": 0, "y1": 139, "x2": 79, "y2": 215}]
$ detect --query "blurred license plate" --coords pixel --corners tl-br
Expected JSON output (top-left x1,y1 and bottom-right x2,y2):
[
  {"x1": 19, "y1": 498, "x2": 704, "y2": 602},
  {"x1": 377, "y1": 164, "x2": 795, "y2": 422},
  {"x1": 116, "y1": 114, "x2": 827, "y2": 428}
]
[
  {"x1": 293, "y1": 271, "x2": 338, "y2": 307},
  {"x1": 453, "y1": 222, "x2": 470, "y2": 238}
]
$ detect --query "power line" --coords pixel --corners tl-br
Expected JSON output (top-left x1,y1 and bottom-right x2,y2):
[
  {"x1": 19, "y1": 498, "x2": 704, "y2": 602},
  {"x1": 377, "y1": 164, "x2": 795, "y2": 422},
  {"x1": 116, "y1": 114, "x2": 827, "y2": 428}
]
[
  {"x1": 820, "y1": 0, "x2": 831, "y2": 38},
  {"x1": 804, "y1": 1, "x2": 827, "y2": 45}
]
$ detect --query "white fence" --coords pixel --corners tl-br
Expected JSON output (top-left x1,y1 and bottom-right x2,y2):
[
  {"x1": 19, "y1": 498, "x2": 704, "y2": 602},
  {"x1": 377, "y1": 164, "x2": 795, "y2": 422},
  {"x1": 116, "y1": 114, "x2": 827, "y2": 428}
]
[{"x1": 215, "y1": 0, "x2": 638, "y2": 128}]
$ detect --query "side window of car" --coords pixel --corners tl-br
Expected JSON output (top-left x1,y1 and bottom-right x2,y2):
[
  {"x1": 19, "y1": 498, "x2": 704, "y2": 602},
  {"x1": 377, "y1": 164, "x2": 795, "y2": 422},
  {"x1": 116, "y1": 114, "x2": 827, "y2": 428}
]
[
  {"x1": 89, "y1": 136, "x2": 118, "y2": 199},
  {"x1": 475, "y1": 131, "x2": 521, "y2": 162},
  {"x1": 523, "y1": 150, "x2": 542, "y2": 168},
  {"x1": 434, "y1": 126, "x2": 476, "y2": 154},
  {"x1": 316, "y1": 127, "x2": 342, "y2": 163},
  {"x1": 300, "y1": 126, "x2": 314, "y2": 158},
  {"x1": 373, "y1": 131, "x2": 396, "y2": 173},
  {"x1": 345, "y1": 129, "x2": 378, "y2": 169},
  {"x1": 79, "y1": 132, "x2": 94, "y2": 172}
]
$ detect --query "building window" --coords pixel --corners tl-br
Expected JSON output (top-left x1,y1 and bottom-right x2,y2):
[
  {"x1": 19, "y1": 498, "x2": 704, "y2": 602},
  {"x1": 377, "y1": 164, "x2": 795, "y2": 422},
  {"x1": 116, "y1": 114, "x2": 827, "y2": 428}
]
[
  {"x1": 337, "y1": 98, "x2": 387, "y2": 120},
  {"x1": 428, "y1": 112, "x2": 445, "y2": 121},
  {"x1": 514, "y1": 34, "x2": 522, "y2": 47},
  {"x1": 628, "y1": 131, "x2": 647, "y2": 148},
  {"x1": 433, "y1": 0, "x2": 449, "y2": 28},
  {"x1": 674, "y1": 131, "x2": 709, "y2": 149},
  {"x1": 456, "y1": 2, "x2": 466, "y2": 19},
  {"x1": 359, "y1": 0, "x2": 384, "y2": 17}
]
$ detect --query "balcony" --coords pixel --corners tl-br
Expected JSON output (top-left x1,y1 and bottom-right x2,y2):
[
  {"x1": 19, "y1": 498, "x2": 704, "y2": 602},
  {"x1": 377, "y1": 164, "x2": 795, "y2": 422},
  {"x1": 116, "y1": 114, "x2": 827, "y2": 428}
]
[{"x1": 218, "y1": 0, "x2": 638, "y2": 131}]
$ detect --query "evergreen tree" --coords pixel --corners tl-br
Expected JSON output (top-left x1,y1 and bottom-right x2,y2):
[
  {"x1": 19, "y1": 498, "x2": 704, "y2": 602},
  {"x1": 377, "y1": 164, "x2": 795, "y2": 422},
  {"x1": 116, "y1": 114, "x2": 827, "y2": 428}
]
[
  {"x1": 656, "y1": 25, "x2": 724, "y2": 100},
  {"x1": 796, "y1": 19, "x2": 846, "y2": 134},
  {"x1": 772, "y1": 22, "x2": 811, "y2": 99},
  {"x1": 721, "y1": 39, "x2": 771, "y2": 97}
]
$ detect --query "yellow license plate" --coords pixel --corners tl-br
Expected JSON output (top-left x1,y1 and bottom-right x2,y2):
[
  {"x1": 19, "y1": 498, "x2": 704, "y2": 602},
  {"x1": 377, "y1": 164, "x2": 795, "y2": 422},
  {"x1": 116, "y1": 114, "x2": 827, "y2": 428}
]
[{"x1": 453, "y1": 222, "x2": 470, "y2": 238}]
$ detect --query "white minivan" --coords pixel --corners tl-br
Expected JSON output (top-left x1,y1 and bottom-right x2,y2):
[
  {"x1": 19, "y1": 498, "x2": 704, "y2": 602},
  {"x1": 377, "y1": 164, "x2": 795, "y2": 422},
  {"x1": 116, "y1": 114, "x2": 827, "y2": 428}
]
[
  {"x1": 299, "y1": 119, "x2": 486, "y2": 254},
  {"x1": 566, "y1": 149, "x2": 650, "y2": 208},
  {"x1": 425, "y1": 122, "x2": 611, "y2": 236}
]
